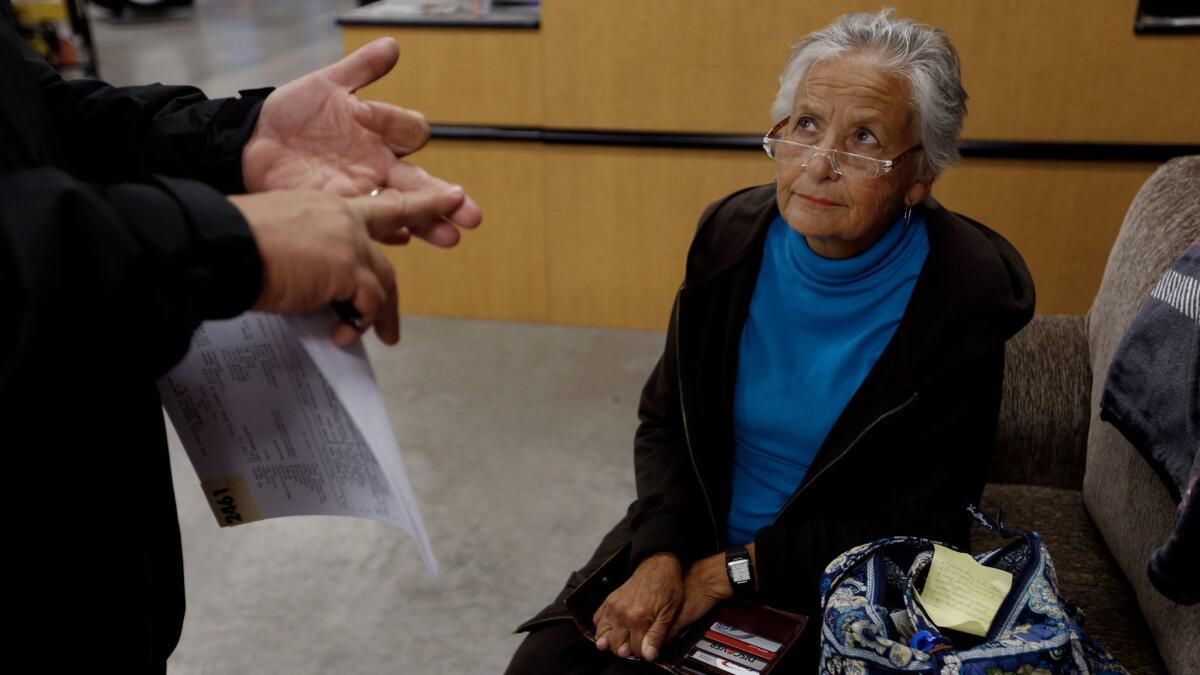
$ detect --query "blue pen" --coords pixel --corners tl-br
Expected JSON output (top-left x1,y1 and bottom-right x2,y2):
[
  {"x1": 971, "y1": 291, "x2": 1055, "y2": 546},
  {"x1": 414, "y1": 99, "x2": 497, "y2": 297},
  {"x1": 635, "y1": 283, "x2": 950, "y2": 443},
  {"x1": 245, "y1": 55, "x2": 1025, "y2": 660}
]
[{"x1": 909, "y1": 629, "x2": 950, "y2": 653}]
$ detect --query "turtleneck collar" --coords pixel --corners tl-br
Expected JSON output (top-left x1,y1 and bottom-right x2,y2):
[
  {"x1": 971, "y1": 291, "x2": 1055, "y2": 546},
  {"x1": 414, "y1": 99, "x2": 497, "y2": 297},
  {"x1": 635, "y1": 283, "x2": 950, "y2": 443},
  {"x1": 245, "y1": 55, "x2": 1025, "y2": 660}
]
[{"x1": 783, "y1": 207, "x2": 927, "y2": 289}]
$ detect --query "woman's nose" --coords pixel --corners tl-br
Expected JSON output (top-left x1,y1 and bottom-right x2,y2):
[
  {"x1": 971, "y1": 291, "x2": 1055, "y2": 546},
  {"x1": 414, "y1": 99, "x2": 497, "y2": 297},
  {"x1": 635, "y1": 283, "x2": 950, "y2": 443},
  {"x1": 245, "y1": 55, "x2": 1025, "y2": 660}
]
[{"x1": 805, "y1": 148, "x2": 839, "y2": 180}]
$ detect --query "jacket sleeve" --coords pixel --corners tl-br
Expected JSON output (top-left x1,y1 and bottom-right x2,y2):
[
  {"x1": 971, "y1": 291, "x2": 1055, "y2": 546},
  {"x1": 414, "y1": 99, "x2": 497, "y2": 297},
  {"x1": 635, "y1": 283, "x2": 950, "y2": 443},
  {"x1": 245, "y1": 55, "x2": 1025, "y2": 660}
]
[
  {"x1": 627, "y1": 195, "x2": 737, "y2": 570},
  {"x1": 17, "y1": 31, "x2": 269, "y2": 193},
  {"x1": 0, "y1": 167, "x2": 263, "y2": 385},
  {"x1": 753, "y1": 347, "x2": 1005, "y2": 613},
  {"x1": 627, "y1": 295, "x2": 711, "y2": 569}
]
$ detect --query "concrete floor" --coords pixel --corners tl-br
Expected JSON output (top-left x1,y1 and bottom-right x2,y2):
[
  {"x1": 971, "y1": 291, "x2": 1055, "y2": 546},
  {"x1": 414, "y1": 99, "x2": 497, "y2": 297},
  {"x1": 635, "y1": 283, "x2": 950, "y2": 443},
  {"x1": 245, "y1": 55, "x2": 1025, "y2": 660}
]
[
  {"x1": 87, "y1": 2, "x2": 667, "y2": 672},
  {"x1": 167, "y1": 319, "x2": 657, "y2": 674},
  {"x1": 91, "y1": 0, "x2": 355, "y2": 95}
]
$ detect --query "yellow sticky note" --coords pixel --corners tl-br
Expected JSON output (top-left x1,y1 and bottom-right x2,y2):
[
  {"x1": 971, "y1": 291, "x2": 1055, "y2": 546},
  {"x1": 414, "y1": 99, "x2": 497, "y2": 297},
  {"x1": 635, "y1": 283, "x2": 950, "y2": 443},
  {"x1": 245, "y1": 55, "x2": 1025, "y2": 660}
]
[{"x1": 914, "y1": 544, "x2": 1013, "y2": 637}]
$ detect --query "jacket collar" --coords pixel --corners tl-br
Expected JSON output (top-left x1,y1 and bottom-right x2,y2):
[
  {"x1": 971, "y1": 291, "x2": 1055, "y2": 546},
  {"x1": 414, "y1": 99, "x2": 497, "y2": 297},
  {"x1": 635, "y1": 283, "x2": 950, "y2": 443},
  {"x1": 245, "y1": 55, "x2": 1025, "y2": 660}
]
[{"x1": 681, "y1": 183, "x2": 1036, "y2": 383}]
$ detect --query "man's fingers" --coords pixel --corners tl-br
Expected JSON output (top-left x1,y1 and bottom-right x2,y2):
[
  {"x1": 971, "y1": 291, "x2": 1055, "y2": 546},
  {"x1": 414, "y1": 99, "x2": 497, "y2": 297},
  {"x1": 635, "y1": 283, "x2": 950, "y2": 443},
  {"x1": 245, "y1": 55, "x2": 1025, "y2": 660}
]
[
  {"x1": 385, "y1": 162, "x2": 484, "y2": 231},
  {"x1": 445, "y1": 194, "x2": 484, "y2": 233},
  {"x1": 349, "y1": 187, "x2": 467, "y2": 244},
  {"x1": 331, "y1": 268, "x2": 386, "y2": 348},
  {"x1": 378, "y1": 226, "x2": 412, "y2": 246},
  {"x1": 331, "y1": 322, "x2": 362, "y2": 348},
  {"x1": 322, "y1": 37, "x2": 399, "y2": 91},
  {"x1": 367, "y1": 245, "x2": 400, "y2": 344},
  {"x1": 353, "y1": 100, "x2": 430, "y2": 155}
]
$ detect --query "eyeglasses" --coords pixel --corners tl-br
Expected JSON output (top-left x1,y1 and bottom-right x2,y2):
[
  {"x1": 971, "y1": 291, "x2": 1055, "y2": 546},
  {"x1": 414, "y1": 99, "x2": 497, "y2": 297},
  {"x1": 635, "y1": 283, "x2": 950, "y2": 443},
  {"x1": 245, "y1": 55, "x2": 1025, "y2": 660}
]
[{"x1": 762, "y1": 118, "x2": 923, "y2": 180}]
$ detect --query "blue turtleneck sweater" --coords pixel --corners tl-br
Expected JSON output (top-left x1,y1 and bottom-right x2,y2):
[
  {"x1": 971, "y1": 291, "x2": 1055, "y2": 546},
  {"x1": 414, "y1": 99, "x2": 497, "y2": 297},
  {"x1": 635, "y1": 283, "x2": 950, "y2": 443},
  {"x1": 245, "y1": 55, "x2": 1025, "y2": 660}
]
[{"x1": 724, "y1": 210, "x2": 930, "y2": 545}]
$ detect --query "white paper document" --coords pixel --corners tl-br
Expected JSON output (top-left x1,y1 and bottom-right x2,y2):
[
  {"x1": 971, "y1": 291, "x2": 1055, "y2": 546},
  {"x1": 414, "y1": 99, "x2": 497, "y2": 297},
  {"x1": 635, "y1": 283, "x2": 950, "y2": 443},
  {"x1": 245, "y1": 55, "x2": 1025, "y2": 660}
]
[{"x1": 158, "y1": 311, "x2": 436, "y2": 574}]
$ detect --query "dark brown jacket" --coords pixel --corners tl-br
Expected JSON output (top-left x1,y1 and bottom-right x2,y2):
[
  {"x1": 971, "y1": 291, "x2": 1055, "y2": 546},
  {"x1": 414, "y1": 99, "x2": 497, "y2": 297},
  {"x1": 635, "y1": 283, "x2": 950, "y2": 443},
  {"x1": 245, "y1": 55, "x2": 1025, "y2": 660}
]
[{"x1": 522, "y1": 183, "x2": 1035, "y2": 631}]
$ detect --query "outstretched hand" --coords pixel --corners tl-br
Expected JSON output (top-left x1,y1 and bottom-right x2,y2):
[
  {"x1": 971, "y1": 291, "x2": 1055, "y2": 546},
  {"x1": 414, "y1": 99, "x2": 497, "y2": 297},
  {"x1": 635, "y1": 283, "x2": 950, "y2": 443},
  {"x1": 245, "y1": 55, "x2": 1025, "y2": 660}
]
[{"x1": 241, "y1": 37, "x2": 482, "y2": 244}]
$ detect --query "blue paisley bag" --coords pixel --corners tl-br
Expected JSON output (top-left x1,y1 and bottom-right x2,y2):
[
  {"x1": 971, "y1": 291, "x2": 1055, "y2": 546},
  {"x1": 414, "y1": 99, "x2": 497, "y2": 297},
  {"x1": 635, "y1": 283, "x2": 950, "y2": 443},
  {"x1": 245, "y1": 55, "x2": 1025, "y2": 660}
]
[{"x1": 817, "y1": 509, "x2": 1127, "y2": 674}]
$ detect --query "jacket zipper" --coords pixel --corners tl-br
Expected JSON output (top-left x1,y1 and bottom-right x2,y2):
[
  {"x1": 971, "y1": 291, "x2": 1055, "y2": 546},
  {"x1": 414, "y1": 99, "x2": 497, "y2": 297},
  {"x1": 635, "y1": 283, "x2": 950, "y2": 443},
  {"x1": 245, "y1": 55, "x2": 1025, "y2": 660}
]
[
  {"x1": 674, "y1": 289, "x2": 722, "y2": 552},
  {"x1": 771, "y1": 392, "x2": 919, "y2": 525}
]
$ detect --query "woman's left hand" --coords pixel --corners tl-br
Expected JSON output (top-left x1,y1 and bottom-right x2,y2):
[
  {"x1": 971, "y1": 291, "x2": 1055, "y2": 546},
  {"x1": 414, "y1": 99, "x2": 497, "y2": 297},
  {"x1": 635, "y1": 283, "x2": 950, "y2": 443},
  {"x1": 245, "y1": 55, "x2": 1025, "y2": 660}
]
[
  {"x1": 669, "y1": 544, "x2": 758, "y2": 638},
  {"x1": 669, "y1": 554, "x2": 730, "y2": 638}
]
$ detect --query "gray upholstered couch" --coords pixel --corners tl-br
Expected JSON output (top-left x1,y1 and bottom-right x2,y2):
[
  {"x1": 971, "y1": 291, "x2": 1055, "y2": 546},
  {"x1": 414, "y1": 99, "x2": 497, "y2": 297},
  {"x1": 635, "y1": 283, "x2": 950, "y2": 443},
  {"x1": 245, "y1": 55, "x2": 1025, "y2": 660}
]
[{"x1": 977, "y1": 155, "x2": 1199, "y2": 674}]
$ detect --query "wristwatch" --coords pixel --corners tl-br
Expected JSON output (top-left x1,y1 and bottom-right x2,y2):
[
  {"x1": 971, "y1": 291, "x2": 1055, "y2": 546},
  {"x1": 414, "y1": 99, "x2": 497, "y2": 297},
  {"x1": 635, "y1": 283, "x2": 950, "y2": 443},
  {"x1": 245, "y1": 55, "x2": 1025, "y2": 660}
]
[{"x1": 725, "y1": 545, "x2": 755, "y2": 598}]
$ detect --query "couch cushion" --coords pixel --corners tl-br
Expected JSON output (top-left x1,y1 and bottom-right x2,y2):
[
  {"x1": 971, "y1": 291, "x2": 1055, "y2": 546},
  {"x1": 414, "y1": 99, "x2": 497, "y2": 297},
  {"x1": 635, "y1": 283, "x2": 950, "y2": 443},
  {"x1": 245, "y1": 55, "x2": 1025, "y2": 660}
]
[
  {"x1": 1084, "y1": 156, "x2": 1200, "y2": 674},
  {"x1": 994, "y1": 314, "x2": 1091, "y2": 490},
  {"x1": 975, "y1": 484, "x2": 1164, "y2": 675}
]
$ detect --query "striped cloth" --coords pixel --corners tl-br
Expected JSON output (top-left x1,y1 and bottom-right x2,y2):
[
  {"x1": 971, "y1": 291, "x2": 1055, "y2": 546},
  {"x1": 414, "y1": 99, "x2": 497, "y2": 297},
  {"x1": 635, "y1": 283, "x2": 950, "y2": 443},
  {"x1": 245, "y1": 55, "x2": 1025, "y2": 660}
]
[
  {"x1": 1101, "y1": 240, "x2": 1199, "y2": 605},
  {"x1": 1149, "y1": 244, "x2": 1200, "y2": 321}
]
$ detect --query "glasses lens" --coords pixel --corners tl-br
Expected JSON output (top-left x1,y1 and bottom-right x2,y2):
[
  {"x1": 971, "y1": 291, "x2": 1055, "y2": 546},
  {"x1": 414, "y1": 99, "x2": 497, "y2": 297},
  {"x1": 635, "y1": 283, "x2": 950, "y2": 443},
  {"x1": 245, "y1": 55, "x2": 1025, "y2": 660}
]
[
  {"x1": 765, "y1": 138, "x2": 888, "y2": 180},
  {"x1": 835, "y1": 152, "x2": 884, "y2": 179},
  {"x1": 767, "y1": 139, "x2": 810, "y2": 165}
]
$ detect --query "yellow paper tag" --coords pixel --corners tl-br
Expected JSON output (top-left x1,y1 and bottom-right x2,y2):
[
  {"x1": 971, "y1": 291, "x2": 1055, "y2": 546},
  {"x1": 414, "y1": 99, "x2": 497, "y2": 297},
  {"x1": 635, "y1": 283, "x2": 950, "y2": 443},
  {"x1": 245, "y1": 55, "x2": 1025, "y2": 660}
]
[
  {"x1": 201, "y1": 476, "x2": 263, "y2": 528},
  {"x1": 914, "y1": 544, "x2": 1012, "y2": 637}
]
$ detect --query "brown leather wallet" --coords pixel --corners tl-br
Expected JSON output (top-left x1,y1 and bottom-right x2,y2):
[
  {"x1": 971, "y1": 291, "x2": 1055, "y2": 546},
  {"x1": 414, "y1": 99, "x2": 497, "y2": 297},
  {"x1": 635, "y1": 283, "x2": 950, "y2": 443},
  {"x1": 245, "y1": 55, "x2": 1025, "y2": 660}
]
[{"x1": 565, "y1": 544, "x2": 808, "y2": 674}]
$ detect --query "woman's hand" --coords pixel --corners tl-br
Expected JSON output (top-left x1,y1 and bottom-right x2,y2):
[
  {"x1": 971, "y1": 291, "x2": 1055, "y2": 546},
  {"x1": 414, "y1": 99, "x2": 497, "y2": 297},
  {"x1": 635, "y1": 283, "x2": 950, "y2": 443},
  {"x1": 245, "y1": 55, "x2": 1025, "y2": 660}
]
[
  {"x1": 592, "y1": 553, "x2": 683, "y2": 662},
  {"x1": 669, "y1": 544, "x2": 756, "y2": 638}
]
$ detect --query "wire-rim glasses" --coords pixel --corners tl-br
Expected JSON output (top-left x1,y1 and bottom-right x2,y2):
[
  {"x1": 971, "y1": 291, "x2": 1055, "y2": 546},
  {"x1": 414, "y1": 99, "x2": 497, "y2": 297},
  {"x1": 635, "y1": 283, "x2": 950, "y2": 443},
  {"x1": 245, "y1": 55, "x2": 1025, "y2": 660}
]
[{"x1": 762, "y1": 118, "x2": 923, "y2": 180}]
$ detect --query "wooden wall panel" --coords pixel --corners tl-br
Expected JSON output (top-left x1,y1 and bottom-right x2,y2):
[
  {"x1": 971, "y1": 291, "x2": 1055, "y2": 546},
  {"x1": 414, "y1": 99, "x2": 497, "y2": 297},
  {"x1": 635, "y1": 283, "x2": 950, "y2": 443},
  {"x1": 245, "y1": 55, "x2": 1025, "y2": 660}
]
[
  {"x1": 379, "y1": 140, "x2": 548, "y2": 322},
  {"x1": 934, "y1": 159, "x2": 1157, "y2": 315},
  {"x1": 537, "y1": 150, "x2": 1151, "y2": 328},
  {"x1": 387, "y1": 143, "x2": 1153, "y2": 328},
  {"x1": 543, "y1": 146, "x2": 775, "y2": 330},
  {"x1": 340, "y1": 3, "x2": 1187, "y2": 327},
  {"x1": 341, "y1": 26, "x2": 542, "y2": 126},
  {"x1": 540, "y1": 0, "x2": 1200, "y2": 143},
  {"x1": 539, "y1": 1, "x2": 788, "y2": 135}
]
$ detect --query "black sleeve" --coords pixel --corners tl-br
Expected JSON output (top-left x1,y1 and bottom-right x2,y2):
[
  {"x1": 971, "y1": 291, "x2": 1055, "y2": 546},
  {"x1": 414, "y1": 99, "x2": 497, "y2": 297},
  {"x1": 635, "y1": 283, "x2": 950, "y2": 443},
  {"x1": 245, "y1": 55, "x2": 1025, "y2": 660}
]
[
  {"x1": 0, "y1": 167, "x2": 263, "y2": 384},
  {"x1": 628, "y1": 293, "x2": 712, "y2": 569},
  {"x1": 627, "y1": 195, "x2": 755, "y2": 570},
  {"x1": 753, "y1": 348, "x2": 1005, "y2": 612},
  {"x1": 16, "y1": 29, "x2": 270, "y2": 192}
]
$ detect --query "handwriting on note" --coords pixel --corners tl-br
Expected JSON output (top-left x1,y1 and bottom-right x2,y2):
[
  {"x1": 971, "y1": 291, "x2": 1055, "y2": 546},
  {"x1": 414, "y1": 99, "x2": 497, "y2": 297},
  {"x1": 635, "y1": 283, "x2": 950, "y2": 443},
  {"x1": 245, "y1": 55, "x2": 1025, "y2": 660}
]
[{"x1": 914, "y1": 544, "x2": 1013, "y2": 638}]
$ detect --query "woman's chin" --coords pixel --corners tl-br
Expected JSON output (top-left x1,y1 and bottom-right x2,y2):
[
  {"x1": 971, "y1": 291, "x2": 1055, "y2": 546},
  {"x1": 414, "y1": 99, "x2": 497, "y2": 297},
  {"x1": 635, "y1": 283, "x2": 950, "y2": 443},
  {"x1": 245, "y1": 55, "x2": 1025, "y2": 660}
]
[{"x1": 781, "y1": 213, "x2": 836, "y2": 239}]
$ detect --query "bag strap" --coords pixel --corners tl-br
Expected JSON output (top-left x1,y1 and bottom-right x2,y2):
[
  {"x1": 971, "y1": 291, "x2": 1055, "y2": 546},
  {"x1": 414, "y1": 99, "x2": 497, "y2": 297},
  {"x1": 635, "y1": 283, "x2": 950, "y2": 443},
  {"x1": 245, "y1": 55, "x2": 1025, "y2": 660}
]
[
  {"x1": 967, "y1": 503, "x2": 1025, "y2": 539},
  {"x1": 819, "y1": 535, "x2": 934, "y2": 607}
]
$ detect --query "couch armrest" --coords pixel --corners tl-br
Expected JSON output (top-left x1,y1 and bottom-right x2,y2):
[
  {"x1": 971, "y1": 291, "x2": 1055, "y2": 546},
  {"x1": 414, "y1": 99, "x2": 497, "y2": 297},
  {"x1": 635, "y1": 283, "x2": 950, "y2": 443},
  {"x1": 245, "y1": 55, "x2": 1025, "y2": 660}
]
[{"x1": 992, "y1": 314, "x2": 1091, "y2": 490}]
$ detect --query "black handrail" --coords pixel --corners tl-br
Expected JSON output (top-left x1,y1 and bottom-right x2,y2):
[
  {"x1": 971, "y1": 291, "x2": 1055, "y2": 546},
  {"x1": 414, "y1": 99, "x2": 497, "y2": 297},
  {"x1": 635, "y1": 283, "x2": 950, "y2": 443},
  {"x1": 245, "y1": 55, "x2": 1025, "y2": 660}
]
[{"x1": 429, "y1": 124, "x2": 1199, "y2": 163}]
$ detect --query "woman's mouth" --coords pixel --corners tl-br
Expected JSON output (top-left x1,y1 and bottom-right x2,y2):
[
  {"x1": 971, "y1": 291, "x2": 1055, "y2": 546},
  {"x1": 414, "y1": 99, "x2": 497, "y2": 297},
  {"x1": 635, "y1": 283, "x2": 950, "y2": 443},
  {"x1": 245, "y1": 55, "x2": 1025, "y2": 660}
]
[{"x1": 796, "y1": 193, "x2": 841, "y2": 207}]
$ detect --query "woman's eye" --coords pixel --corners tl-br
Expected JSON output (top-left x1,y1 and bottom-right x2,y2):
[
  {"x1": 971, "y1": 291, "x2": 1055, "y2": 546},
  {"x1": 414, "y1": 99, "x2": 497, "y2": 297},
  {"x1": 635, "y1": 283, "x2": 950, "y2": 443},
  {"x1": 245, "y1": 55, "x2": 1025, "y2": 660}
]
[
  {"x1": 794, "y1": 116, "x2": 817, "y2": 131},
  {"x1": 854, "y1": 129, "x2": 879, "y2": 145}
]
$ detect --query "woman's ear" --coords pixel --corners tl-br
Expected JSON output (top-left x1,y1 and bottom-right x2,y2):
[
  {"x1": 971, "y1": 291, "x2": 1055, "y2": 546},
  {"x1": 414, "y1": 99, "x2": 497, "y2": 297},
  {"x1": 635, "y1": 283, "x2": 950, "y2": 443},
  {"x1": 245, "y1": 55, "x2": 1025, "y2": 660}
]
[{"x1": 905, "y1": 162, "x2": 935, "y2": 206}]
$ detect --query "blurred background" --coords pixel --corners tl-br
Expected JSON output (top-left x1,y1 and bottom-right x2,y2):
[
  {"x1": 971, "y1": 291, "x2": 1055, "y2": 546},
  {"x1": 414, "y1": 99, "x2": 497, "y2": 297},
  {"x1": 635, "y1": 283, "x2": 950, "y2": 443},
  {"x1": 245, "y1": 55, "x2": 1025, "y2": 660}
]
[{"x1": 9, "y1": 1, "x2": 1198, "y2": 673}]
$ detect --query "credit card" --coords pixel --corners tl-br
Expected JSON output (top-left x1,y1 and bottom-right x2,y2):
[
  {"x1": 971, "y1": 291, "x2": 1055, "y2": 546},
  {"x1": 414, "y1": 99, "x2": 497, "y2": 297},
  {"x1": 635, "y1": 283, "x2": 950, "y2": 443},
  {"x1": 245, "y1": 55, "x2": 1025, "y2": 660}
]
[
  {"x1": 711, "y1": 621, "x2": 783, "y2": 653},
  {"x1": 690, "y1": 649, "x2": 760, "y2": 675},
  {"x1": 704, "y1": 629, "x2": 776, "y2": 661},
  {"x1": 696, "y1": 637, "x2": 768, "y2": 671}
]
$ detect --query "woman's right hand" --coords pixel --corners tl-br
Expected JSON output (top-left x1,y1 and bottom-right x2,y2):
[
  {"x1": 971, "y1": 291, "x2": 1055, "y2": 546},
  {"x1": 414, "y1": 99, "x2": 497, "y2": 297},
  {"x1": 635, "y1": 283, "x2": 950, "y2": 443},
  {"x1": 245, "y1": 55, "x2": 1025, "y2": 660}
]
[{"x1": 592, "y1": 552, "x2": 683, "y2": 663}]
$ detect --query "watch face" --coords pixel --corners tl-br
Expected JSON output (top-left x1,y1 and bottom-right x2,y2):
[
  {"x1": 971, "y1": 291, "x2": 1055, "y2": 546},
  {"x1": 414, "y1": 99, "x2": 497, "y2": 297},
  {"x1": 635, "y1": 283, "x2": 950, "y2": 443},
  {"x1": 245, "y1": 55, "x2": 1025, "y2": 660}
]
[{"x1": 728, "y1": 559, "x2": 751, "y2": 585}]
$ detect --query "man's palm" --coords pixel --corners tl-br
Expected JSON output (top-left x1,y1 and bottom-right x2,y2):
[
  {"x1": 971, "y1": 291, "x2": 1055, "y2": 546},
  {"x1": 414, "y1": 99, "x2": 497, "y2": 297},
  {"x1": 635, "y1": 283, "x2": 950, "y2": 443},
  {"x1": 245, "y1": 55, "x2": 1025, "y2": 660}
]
[{"x1": 241, "y1": 38, "x2": 481, "y2": 236}]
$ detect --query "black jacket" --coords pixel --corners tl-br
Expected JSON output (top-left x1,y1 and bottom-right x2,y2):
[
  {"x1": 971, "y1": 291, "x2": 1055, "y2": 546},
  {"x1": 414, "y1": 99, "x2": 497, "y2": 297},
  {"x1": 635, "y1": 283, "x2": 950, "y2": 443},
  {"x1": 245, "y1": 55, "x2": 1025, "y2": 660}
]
[
  {"x1": 1, "y1": 2, "x2": 265, "y2": 668},
  {"x1": 523, "y1": 184, "x2": 1035, "y2": 631}
]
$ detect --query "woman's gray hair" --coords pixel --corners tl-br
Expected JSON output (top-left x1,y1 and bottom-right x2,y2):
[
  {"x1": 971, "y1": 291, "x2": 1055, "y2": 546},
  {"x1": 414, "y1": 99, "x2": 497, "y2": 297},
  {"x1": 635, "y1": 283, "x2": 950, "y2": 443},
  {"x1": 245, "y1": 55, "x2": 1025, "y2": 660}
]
[{"x1": 770, "y1": 9, "x2": 967, "y2": 176}]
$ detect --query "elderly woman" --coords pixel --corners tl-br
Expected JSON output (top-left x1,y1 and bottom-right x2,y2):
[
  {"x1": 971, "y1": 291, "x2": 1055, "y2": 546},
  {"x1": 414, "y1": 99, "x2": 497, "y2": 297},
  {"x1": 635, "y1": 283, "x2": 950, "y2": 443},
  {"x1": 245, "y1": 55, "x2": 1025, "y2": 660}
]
[{"x1": 505, "y1": 10, "x2": 1034, "y2": 674}]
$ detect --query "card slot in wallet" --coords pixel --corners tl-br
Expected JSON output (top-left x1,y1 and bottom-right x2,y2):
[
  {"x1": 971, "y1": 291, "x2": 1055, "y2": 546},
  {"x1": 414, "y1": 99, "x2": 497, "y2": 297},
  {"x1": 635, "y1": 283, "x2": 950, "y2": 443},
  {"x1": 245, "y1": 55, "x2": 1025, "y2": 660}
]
[{"x1": 564, "y1": 543, "x2": 808, "y2": 674}]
